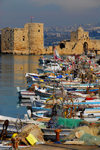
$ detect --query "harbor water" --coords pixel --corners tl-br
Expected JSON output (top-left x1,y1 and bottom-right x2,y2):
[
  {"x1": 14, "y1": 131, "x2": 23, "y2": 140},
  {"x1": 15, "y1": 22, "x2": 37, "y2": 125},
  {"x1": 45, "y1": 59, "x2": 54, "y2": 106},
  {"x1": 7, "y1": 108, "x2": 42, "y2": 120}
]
[{"x1": 0, "y1": 54, "x2": 41, "y2": 118}]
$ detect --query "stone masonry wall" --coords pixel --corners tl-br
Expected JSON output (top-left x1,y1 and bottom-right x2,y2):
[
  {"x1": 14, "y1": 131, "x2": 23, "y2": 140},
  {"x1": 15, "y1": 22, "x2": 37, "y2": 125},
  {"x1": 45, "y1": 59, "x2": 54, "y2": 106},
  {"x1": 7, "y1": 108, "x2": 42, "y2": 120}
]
[
  {"x1": 24, "y1": 23, "x2": 44, "y2": 55},
  {"x1": 1, "y1": 25, "x2": 100, "y2": 55},
  {"x1": 1, "y1": 28, "x2": 14, "y2": 53},
  {"x1": 13, "y1": 28, "x2": 28, "y2": 54},
  {"x1": 1, "y1": 23, "x2": 44, "y2": 55}
]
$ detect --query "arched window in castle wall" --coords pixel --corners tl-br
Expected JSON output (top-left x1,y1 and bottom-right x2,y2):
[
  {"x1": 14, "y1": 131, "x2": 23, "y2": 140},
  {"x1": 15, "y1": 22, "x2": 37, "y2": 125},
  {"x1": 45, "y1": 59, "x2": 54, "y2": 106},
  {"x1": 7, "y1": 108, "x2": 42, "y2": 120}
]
[
  {"x1": 83, "y1": 42, "x2": 88, "y2": 55},
  {"x1": 23, "y1": 36, "x2": 25, "y2": 41},
  {"x1": 59, "y1": 43, "x2": 65, "y2": 49}
]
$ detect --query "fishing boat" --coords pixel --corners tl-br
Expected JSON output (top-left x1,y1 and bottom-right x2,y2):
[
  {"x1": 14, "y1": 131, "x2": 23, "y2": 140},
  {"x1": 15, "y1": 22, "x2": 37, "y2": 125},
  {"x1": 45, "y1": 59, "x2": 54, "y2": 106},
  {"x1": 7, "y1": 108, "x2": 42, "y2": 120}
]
[
  {"x1": 41, "y1": 117, "x2": 84, "y2": 141},
  {"x1": 0, "y1": 144, "x2": 30, "y2": 150},
  {"x1": 38, "y1": 47, "x2": 63, "y2": 66},
  {"x1": 35, "y1": 88, "x2": 52, "y2": 98},
  {"x1": 87, "y1": 52, "x2": 96, "y2": 59},
  {"x1": 19, "y1": 95, "x2": 46, "y2": 107},
  {"x1": 0, "y1": 115, "x2": 39, "y2": 137},
  {"x1": 17, "y1": 51, "x2": 100, "y2": 136},
  {"x1": 25, "y1": 73, "x2": 48, "y2": 80},
  {"x1": 38, "y1": 57, "x2": 55, "y2": 65},
  {"x1": 41, "y1": 128, "x2": 73, "y2": 141},
  {"x1": 32, "y1": 111, "x2": 51, "y2": 119},
  {"x1": 17, "y1": 84, "x2": 52, "y2": 100},
  {"x1": 17, "y1": 87, "x2": 35, "y2": 99},
  {"x1": 76, "y1": 107, "x2": 100, "y2": 122}
]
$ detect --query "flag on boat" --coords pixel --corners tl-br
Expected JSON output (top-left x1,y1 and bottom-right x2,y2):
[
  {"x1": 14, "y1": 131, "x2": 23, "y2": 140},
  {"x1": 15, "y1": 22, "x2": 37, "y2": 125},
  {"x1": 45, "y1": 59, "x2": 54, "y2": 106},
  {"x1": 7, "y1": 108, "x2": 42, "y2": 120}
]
[{"x1": 54, "y1": 48, "x2": 63, "y2": 61}]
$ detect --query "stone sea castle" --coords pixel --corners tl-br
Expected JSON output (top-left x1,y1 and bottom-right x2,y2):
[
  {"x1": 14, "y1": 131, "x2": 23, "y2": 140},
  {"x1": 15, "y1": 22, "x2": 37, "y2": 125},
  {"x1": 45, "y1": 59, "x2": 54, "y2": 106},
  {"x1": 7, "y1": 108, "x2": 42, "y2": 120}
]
[{"x1": 1, "y1": 23, "x2": 100, "y2": 55}]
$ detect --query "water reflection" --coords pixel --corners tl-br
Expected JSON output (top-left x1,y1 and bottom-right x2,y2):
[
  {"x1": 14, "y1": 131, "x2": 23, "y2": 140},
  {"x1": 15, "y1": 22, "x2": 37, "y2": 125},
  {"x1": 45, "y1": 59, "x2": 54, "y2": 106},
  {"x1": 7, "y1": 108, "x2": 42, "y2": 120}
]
[
  {"x1": 13, "y1": 55, "x2": 41, "y2": 87},
  {"x1": 0, "y1": 54, "x2": 42, "y2": 117}
]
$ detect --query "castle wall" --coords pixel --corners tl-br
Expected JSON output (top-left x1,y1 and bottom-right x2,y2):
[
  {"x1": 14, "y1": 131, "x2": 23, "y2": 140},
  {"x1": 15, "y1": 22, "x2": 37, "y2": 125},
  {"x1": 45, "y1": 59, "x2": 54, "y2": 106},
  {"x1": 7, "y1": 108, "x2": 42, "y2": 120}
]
[
  {"x1": 1, "y1": 28, "x2": 14, "y2": 53},
  {"x1": 53, "y1": 38, "x2": 100, "y2": 55},
  {"x1": 71, "y1": 32, "x2": 77, "y2": 42},
  {"x1": 54, "y1": 41, "x2": 83, "y2": 55},
  {"x1": 1, "y1": 23, "x2": 44, "y2": 55},
  {"x1": 52, "y1": 27, "x2": 100, "y2": 55},
  {"x1": 44, "y1": 46, "x2": 53, "y2": 54},
  {"x1": 13, "y1": 28, "x2": 28, "y2": 54},
  {"x1": 90, "y1": 40, "x2": 100, "y2": 50},
  {"x1": 1, "y1": 25, "x2": 100, "y2": 55},
  {"x1": 77, "y1": 31, "x2": 89, "y2": 41}
]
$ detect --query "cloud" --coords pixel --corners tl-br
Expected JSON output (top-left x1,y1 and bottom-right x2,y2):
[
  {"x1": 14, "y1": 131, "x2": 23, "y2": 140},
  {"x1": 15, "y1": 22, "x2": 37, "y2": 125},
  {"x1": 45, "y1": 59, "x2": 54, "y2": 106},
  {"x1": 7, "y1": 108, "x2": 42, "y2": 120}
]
[
  {"x1": 30, "y1": 0, "x2": 100, "y2": 13},
  {"x1": 0, "y1": 0, "x2": 100, "y2": 27}
]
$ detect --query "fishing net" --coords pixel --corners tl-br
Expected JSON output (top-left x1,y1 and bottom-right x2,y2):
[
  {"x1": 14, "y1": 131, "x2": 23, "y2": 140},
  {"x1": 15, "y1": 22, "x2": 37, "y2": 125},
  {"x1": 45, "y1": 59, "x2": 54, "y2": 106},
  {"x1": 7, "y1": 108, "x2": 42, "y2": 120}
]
[
  {"x1": 57, "y1": 117, "x2": 83, "y2": 129},
  {"x1": 80, "y1": 133, "x2": 100, "y2": 145}
]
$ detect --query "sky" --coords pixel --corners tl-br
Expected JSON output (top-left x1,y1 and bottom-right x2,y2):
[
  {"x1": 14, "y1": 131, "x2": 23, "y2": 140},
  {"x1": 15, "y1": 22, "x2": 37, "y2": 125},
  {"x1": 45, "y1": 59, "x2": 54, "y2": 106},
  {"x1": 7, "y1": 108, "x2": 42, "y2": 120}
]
[{"x1": 0, "y1": 0, "x2": 100, "y2": 28}]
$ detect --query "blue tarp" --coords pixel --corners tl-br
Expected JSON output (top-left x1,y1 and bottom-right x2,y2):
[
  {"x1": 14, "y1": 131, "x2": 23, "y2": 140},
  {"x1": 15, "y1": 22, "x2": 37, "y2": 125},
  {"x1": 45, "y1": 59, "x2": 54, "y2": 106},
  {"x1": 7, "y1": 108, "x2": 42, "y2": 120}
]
[{"x1": 57, "y1": 75, "x2": 62, "y2": 78}]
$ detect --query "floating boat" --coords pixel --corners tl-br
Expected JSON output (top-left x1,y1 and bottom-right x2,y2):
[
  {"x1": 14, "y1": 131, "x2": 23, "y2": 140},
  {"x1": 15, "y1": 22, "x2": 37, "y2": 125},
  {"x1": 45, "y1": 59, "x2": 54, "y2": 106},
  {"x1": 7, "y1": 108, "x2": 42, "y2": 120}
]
[
  {"x1": 17, "y1": 87, "x2": 35, "y2": 99},
  {"x1": 68, "y1": 99, "x2": 100, "y2": 107},
  {"x1": 32, "y1": 111, "x2": 51, "y2": 119},
  {"x1": 35, "y1": 89, "x2": 52, "y2": 98}
]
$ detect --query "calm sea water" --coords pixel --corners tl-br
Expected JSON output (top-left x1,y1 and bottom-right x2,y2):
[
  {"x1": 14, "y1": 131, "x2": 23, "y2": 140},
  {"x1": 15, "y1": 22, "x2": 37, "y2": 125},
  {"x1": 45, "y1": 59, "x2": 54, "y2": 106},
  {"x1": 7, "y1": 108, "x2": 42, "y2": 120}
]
[{"x1": 0, "y1": 54, "x2": 41, "y2": 118}]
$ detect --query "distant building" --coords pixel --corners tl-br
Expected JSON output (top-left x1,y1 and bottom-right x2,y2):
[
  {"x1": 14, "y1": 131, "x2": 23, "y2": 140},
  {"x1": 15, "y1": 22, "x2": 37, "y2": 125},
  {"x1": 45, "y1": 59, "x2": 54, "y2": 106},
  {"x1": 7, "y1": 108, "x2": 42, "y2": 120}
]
[{"x1": 1, "y1": 23, "x2": 44, "y2": 54}]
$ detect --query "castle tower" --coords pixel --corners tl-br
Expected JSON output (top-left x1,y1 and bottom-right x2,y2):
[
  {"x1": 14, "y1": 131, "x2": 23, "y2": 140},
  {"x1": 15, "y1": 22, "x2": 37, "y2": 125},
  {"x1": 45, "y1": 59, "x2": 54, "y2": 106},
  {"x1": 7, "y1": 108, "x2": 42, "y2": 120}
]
[
  {"x1": 24, "y1": 23, "x2": 44, "y2": 54},
  {"x1": 71, "y1": 27, "x2": 89, "y2": 42},
  {"x1": 1, "y1": 23, "x2": 44, "y2": 55}
]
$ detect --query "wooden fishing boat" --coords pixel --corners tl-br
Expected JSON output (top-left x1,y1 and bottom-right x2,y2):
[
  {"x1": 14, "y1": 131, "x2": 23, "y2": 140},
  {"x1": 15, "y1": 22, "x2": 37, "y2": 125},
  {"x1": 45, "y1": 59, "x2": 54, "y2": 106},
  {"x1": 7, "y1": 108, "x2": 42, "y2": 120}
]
[
  {"x1": 0, "y1": 144, "x2": 30, "y2": 150},
  {"x1": 17, "y1": 87, "x2": 35, "y2": 99},
  {"x1": 19, "y1": 96, "x2": 48, "y2": 107},
  {"x1": 41, "y1": 128, "x2": 73, "y2": 141},
  {"x1": 38, "y1": 57, "x2": 55, "y2": 65},
  {"x1": 25, "y1": 73, "x2": 48, "y2": 80},
  {"x1": 32, "y1": 111, "x2": 51, "y2": 119},
  {"x1": 0, "y1": 115, "x2": 39, "y2": 138},
  {"x1": 87, "y1": 52, "x2": 96, "y2": 59},
  {"x1": 35, "y1": 89, "x2": 52, "y2": 98},
  {"x1": 76, "y1": 116, "x2": 100, "y2": 122},
  {"x1": 76, "y1": 107, "x2": 100, "y2": 122},
  {"x1": 63, "y1": 83, "x2": 98, "y2": 88}
]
